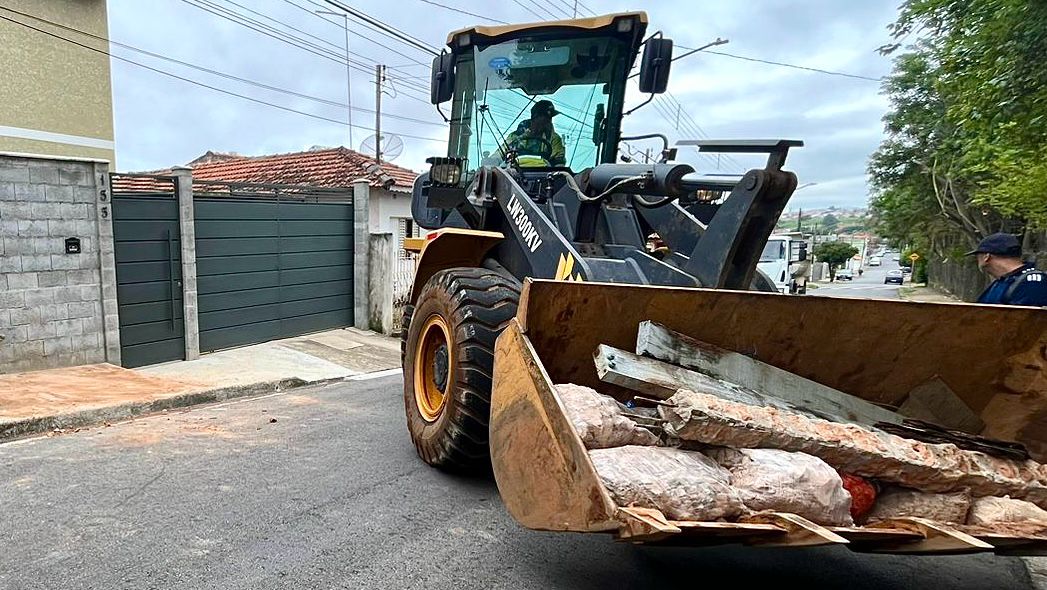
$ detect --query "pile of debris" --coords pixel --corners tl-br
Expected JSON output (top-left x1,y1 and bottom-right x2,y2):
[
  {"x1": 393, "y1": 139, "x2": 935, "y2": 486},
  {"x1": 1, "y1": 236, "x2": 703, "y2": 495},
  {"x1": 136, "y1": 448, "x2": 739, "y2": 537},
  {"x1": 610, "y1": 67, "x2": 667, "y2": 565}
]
[{"x1": 557, "y1": 321, "x2": 1047, "y2": 531}]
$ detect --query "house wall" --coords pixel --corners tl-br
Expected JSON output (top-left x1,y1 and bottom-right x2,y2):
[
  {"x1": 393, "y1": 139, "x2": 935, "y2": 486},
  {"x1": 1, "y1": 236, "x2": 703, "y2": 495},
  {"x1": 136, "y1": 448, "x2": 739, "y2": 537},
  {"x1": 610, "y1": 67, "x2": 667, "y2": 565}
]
[
  {"x1": 0, "y1": 154, "x2": 121, "y2": 372},
  {"x1": 0, "y1": 0, "x2": 115, "y2": 164},
  {"x1": 370, "y1": 189, "x2": 414, "y2": 235}
]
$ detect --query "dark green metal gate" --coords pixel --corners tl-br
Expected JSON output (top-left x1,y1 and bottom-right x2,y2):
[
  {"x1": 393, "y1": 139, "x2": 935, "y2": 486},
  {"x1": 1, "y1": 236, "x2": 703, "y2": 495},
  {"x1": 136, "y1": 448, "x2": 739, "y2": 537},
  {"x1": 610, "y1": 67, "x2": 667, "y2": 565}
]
[
  {"x1": 193, "y1": 181, "x2": 354, "y2": 352},
  {"x1": 111, "y1": 174, "x2": 185, "y2": 368}
]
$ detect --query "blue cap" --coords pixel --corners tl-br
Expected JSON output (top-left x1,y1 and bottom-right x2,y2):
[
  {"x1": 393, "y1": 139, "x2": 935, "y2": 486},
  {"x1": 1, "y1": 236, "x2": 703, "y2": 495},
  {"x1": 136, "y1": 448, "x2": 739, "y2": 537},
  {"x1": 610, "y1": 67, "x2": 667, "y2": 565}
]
[{"x1": 966, "y1": 233, "x2": 1022, "y2": 257}]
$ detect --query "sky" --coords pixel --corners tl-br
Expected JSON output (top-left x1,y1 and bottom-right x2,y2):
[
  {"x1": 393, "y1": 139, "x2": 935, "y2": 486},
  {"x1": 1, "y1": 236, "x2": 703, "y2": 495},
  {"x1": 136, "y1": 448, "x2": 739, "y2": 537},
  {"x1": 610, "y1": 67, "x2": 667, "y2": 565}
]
[{"x1": 102, "y1": 0, "x2": 901, "y2": 209}]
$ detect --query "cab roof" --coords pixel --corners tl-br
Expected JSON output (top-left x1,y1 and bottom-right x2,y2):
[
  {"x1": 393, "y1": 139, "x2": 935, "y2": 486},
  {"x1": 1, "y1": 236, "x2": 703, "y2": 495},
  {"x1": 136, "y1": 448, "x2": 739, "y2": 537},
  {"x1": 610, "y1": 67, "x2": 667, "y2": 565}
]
[{"x1": 445, "y1": 11, "x2": 648, "y2": 49}]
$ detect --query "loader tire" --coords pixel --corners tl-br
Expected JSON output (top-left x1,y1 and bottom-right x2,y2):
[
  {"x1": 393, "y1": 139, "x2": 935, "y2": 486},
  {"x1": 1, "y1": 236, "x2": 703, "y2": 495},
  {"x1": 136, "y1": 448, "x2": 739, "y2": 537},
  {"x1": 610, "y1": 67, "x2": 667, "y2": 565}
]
[{"x1": 401, "y1": 267, "x2": 521, "y2": 473}]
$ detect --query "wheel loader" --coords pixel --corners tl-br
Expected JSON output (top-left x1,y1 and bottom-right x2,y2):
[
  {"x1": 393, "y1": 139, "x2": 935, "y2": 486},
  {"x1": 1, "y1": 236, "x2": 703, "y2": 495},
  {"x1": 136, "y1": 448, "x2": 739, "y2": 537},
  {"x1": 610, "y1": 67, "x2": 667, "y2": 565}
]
[{"x1": 400, "y1": 11, "x2": 1047, "y2": 552}]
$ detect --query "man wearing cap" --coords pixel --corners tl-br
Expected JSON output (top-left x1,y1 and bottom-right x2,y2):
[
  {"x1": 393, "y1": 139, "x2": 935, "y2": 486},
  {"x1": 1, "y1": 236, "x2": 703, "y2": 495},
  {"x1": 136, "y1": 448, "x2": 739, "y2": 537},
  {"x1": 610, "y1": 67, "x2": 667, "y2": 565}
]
[
  {"x1": 967, "y1": 233, "x2": 1047, "y2": 306},
  {"x1": 501, "y1": 100, "x2": 566, "y2": 167}
]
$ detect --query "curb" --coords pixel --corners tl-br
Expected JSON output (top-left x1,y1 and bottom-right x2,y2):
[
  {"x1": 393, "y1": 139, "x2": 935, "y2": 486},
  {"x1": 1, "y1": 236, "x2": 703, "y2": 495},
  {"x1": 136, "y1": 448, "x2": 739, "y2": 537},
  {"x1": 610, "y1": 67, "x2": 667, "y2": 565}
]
[{"x1": 0, "y1": 375, "x2": 346, "y2": 442}]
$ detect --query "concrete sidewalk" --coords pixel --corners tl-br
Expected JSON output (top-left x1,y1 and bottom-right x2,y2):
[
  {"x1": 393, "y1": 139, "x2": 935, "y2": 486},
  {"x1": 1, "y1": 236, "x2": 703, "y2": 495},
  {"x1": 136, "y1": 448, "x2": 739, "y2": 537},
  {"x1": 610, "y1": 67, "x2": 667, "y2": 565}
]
[
  {"x1": 899, "y1": 284, "x2": 962, "y2": 303},
  {"x1": 0, "y1": 327, "x2": 401, "y2": 440}
]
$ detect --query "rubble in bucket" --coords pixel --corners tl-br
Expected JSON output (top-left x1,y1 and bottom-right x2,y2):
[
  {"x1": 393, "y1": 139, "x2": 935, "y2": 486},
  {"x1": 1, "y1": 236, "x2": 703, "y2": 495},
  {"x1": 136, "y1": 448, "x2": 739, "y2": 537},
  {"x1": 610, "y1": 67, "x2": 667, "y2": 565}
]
[{"x1": 549, "y1": 318, "x2": 1047, "y2": 547}]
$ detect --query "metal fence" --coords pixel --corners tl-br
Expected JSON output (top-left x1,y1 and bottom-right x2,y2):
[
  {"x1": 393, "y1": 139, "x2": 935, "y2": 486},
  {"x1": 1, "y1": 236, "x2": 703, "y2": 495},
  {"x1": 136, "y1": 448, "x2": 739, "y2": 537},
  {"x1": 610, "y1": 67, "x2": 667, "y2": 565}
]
[{"x1": 391, "y1": 251, "x2": 416, "y2": 336}]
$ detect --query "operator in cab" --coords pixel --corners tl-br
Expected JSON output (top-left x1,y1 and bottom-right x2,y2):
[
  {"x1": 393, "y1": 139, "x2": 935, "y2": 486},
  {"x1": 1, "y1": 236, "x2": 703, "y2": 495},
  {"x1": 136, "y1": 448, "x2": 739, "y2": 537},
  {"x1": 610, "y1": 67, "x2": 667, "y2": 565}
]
[
  {"x1": 968, "y1": 233, "x2": 1047, "y2": 307},
  {"x1": 500, "y1": 100, "x2": 566, "y2": 167}
]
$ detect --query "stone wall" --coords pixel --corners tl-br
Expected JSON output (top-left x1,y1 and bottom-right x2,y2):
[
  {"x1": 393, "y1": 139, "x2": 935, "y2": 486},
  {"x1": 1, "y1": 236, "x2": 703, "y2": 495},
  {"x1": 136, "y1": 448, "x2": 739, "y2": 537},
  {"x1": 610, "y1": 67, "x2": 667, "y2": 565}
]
[{"x1": 0, "y1": 154, "x2": 119, "y2": 372}]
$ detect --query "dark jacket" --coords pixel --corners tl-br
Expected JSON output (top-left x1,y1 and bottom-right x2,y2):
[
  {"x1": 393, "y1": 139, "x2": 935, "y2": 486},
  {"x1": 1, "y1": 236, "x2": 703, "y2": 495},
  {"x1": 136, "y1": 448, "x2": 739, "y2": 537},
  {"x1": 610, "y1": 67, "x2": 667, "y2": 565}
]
[{"x1": 976, "y1": 263, "x2": 1047, "y2": 306}]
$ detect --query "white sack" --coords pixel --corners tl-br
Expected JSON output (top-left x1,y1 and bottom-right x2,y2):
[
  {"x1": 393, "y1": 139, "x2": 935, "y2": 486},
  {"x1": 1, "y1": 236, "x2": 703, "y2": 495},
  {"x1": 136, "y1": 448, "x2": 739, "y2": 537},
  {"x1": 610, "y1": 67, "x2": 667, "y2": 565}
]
[
  {"x1": 557, "y1": 384, "x2": 660, "y2": 449},
  {"x1": 589, "y1": 445, "x2": 746, "y2": 521},
  {"x1": 707, "y1": 447, "x2": 853, "y2": 526}
]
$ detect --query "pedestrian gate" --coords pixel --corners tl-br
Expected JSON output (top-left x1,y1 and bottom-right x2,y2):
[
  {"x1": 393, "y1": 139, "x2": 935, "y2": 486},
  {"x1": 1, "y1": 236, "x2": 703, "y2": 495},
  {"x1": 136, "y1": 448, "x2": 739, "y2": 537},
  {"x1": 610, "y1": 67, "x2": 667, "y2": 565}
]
[{"x1": 110, "y1": 174, "x2": 185, "y2": 368}]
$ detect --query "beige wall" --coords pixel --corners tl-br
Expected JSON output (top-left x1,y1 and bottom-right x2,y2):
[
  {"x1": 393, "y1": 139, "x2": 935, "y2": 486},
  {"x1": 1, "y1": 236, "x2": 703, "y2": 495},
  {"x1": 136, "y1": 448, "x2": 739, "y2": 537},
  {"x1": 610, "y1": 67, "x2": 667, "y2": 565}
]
[{"x1": 0, "y1": 0, "x2": 115, "y2": 163}]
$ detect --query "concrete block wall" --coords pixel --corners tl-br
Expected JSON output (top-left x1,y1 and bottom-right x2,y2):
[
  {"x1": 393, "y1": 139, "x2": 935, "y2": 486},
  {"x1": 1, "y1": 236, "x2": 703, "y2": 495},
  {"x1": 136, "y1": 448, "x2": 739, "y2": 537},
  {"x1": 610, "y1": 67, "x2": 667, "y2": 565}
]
[{"x1": 0, "y1": 154, "x2": 119, "y2": 372}]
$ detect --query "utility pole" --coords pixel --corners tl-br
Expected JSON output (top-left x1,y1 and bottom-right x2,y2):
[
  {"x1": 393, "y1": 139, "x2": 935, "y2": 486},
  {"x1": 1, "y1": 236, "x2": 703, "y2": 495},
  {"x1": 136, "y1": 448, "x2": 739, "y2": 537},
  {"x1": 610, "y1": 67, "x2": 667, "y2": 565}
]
[
  {"x1": 315, "y1": 10, "x2": 354, "y2": 148},
  {"x1": 374, "y1": 64, "x2": 384, "y2": 163},
  {"x1": 573, "y1": 0, "x2": 578, "y2": 17}
]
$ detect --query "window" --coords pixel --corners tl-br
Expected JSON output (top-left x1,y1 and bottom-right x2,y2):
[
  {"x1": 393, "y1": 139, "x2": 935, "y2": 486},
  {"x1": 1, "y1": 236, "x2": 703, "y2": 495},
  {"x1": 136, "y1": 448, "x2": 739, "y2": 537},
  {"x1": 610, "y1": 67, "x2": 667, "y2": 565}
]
[
  {"x1": 396, "y1": 217, "x2": 415, "y2": 258},
  {"x1": 760, "y1": 240, "x2": 786, "y2": 262},
  {"x1": 447, "y1": 34, "x2": 628, "y2": 177}
]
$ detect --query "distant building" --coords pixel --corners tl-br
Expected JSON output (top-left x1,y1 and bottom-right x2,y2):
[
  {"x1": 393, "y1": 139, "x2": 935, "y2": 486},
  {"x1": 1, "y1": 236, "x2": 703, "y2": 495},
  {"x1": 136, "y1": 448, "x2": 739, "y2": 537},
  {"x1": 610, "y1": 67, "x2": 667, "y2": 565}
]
[{"x1": 0, "y1": 0, "x2": 115, "y2": 163}]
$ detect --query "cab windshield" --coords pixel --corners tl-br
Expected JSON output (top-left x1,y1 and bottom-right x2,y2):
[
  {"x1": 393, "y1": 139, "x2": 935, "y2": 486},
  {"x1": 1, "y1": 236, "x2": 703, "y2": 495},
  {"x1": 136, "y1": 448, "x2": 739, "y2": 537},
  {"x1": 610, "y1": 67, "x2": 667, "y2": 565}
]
[{"x1": 447, "y1": 34, "x2": 629, "y2": 178}]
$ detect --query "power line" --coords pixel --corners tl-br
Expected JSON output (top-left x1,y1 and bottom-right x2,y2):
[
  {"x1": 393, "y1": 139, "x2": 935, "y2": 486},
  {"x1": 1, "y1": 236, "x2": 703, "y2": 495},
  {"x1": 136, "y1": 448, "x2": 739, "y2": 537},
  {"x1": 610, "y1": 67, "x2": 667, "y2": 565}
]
[
  {"x1": 417, "y1": 0, "x2": 509, "y2": 24},
  {"x1": 280, "y1": 0, "x2": 429, "y2": 66},
  {"x1": 509, "y1": 0, "x2": 545, "y2": 21},
  {"x1": 0, "y1": 12, "x2": 444, "y2": 143},
  {"x1": 177, "y1": 0, "x2": 436, "y2": 106},
  {"x1": 4, "y1": 5, "x2": 445, "y2": 127},
  {"x1": 320, "y1": 0, "x2": 439, "y2": 55},
  {"x1": 676, "y1": 46, "x2": 883, "y2": 82},
  {"x1": 216, "y1": 0, "x2": 345, "y2": 55},
  {"x1": 548, "y1": 0, "x2": 582, "y2": 18},
  {"x1": 531, "y1": 0, "x2": 570, "y2": 20},
  {"x1": 217, "y1": 0, "x2": 428, "y2": 74},
  {"x1": 179, "y1": 0, "x2": 364, "y2": 71},
  {"x1": 575, "y1": 0, "x2": 597, "y2": 16}
]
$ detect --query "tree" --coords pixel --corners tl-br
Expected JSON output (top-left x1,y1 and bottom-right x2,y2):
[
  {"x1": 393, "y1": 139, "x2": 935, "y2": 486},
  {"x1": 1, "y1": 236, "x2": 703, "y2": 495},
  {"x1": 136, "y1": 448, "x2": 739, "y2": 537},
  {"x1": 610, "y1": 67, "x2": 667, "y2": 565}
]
[
  {"x1": 813, "y1": 241, "x2": 859, "y2": 280},
  {"x1": 822, "y1": 214, "x2": 840, "y2": 233},
  {"x1": 869, "y1": 0, "x2": 1047, "y2": 257}
]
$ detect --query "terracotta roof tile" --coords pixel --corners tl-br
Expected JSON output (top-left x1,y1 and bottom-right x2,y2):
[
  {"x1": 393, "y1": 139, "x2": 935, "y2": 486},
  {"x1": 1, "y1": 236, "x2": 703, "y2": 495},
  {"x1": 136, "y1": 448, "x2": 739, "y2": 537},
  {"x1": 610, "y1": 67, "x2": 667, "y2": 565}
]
[{"x1": 186, "y1": 147, "x2": 419, "y2": 193}]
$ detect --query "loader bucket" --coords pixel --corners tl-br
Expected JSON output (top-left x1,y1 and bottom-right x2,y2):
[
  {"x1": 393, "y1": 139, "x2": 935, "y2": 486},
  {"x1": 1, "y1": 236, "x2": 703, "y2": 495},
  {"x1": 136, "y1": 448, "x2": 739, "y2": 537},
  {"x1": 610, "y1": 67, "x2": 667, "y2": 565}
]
[{"x1": 489, "y1": 279, "x2": 1047, "y2": 552}]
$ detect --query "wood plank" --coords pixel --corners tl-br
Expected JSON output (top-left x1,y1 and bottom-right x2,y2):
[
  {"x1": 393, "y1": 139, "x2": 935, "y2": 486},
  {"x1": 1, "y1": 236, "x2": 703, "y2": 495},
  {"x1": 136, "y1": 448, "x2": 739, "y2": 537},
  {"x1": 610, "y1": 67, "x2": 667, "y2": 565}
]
[
  {"x1": 739, "y1": 512, "x2": 850, "y2": 547},
  {"x1": 636, "y1": 321, "x2": 903, "y2": 428},
  {"x1": 829, "y1": 527, "x2": 924, "y2": 544},
  {"x1": 595, "y1": 344, "x2": 820, "y2": 416},
  {"x1": 861, "y1": 518, "x2": 995, "y2": 554},
  {"x1": 899, "y1": 377, "x2": 985, "y2": 434},
  {"x1": 616, "y1": 507, "x2": 681, "y2": 542},
  {"x1": 958, "y1": 523, "x2": 1047, "y2": 555},
  {"x1": 671, "y1": 521, "x2": 786, "y2": 537}
]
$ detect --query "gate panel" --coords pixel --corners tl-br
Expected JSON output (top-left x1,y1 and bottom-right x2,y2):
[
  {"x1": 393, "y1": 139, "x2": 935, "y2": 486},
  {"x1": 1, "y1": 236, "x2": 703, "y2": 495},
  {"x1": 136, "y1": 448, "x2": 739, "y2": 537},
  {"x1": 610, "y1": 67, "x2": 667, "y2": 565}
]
[{"x1": 110, "y1": 174, "x2": 185, "y2": 368}]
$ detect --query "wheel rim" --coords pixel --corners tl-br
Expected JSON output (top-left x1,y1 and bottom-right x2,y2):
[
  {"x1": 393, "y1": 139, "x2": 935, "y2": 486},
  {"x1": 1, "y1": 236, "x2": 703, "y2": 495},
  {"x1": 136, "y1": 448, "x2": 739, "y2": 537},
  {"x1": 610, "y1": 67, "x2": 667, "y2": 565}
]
[{"x1": 414, "y1": 314, "x2": 452, "y2": 422}]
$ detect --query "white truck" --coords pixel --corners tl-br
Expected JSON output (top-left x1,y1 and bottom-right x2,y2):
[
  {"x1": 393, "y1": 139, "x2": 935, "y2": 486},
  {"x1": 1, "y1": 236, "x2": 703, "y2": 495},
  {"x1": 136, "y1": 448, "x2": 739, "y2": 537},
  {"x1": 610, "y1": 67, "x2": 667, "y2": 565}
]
[{"x1": 758, "y1": 234, "x2": 810, "y2": 294}]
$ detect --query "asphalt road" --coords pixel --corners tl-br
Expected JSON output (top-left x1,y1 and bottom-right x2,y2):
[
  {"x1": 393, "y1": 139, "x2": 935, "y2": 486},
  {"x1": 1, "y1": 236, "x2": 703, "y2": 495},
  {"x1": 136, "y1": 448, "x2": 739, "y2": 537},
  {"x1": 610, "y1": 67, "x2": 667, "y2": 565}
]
[
  {"x1": 812, "y1": 256, "x2": 909, "y2": 300},
  {"x1": 0, "y1": 374, "x2": 1034, "y2": 590}
]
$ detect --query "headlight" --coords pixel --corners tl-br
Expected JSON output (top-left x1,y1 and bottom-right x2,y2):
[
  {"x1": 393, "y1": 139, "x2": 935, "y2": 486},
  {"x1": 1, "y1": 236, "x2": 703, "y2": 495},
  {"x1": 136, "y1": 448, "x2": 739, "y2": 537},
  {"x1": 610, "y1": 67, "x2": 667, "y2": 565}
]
[{"x1": 427, "y1": 157, "x2": 463, "y2": 187}]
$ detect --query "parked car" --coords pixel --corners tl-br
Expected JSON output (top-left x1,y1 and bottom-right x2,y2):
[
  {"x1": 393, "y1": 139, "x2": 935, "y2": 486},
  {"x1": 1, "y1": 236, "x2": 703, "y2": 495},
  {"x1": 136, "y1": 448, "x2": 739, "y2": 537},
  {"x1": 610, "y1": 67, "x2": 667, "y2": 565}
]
[
  {"x1": 885, "y1": 269, "x2": 904, "y2": 284},
  {"x1": 836, "y1": 268, "x2": 854, "y2": 281},
  {"x1": 901, "y1": 266, "x2": 912, "y2": 274}
]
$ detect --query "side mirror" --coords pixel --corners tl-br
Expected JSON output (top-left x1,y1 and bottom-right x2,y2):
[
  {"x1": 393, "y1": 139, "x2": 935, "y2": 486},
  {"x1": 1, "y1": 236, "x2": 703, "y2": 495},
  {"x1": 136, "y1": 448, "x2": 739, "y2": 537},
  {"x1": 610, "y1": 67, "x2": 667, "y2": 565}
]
[
  {"x1": 638, "y1": 38, "x2": 673, "y2": 94},
  {"x1": 592, "y1": 103, "x2": 605, "y2": 145},
  {"x1": 797, "y1": 242, "x2": 808, "y2": 262},
  {"x1": 430, "y1": 53, "x2": 455, "y2": 105}
]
